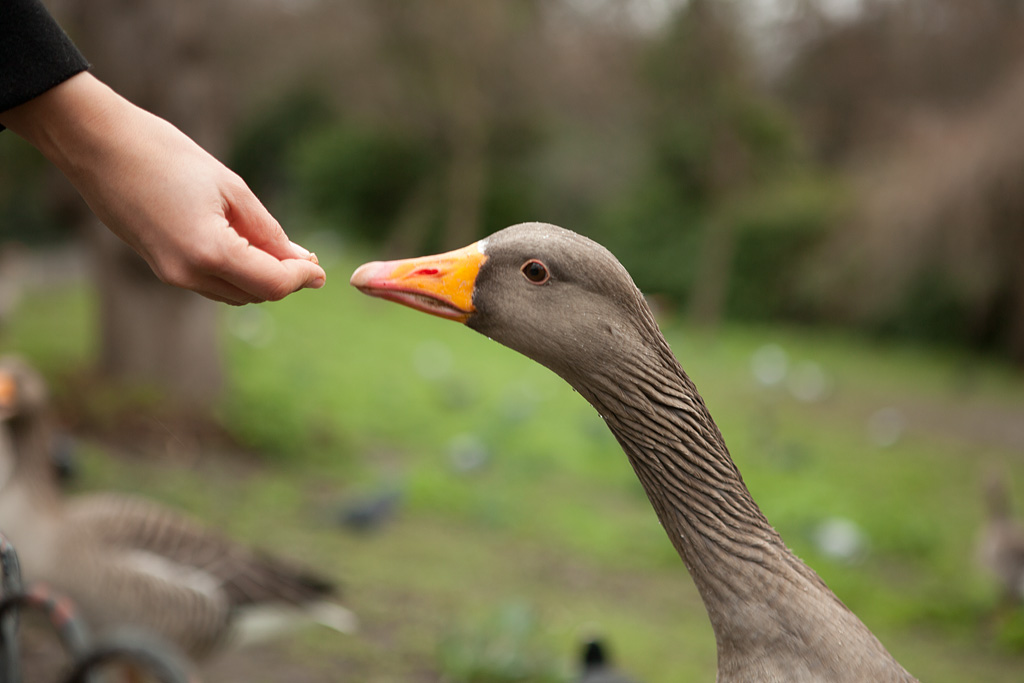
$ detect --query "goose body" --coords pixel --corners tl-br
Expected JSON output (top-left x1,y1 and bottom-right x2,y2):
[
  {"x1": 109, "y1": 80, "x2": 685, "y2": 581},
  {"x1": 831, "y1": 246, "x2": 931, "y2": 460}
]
[
  {"x1": 0, "y1": 357, "x2": 356, "y2": 660},
  {"x1": 351, "y1": 222, "x2": 917, "y2": 682}
]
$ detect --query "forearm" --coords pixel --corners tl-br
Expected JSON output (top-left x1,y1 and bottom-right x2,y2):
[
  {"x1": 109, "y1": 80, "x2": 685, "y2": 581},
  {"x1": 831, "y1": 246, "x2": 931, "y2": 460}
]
[
  {"x1": 0, "y1": 70, "x2": 184, "y2": 257},
  {"x1": 1, "y1": 69, "x2": 231, "y2": 262}
]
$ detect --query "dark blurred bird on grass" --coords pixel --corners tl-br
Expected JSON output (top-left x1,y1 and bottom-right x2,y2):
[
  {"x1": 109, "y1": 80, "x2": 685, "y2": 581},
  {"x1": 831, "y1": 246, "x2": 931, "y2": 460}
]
[{"x1": 578, "y1": 637, "x2": 640, "y2": 683}]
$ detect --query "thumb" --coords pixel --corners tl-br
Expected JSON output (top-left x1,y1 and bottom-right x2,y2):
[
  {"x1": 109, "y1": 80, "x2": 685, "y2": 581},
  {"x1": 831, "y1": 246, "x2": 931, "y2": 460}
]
[{"x1": 226, "y1": 178, "x2": 310, "y2": 261}]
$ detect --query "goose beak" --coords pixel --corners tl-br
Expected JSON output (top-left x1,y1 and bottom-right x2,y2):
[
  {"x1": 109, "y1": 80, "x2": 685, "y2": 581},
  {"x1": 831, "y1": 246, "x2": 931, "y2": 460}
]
[
  {"x1": 0, "y1": 372, "x2": 15, "y2": 419},
  {"x1": 350, "y1": 242, "x2": 487, "y2": 323}
]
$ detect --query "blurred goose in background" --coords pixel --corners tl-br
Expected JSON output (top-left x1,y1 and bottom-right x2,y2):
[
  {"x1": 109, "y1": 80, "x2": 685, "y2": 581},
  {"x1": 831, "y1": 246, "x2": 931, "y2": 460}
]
[
  {"x1": 977, "y1": 472, "x2": 1024, "y2": 604},
  {"x1": 0, "y1": 356, "x2": 357, "y2": 662},
  {"x1": 577, "y1": 637, "x2": 639, "y2": 683},
  {"x1": 352, "y1": 222, "x2": 918, "y2": 682},
  {"x1": 336, "y1": 486, "x2": 403, "y2": 534}
]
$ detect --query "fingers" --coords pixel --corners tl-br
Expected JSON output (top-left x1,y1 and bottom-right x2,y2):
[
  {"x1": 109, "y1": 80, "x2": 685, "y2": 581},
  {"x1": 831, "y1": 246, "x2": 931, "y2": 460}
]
[
  {"x1": 224, "y1": 179, "x2": 313, "y2": 263},
  {"x1": 155, "y1": 217, "x2": 325, "y2": 304},
  {"x1": 288, "y1": 240, "x2": 317, "y2": 262},
  {"x1": 196, "y1": 177, "x2": 326, "y2": 303},
  {"x1": 191, "y1": 276, "x2": 260, "y2": 306},
  {"x1": 211, "y1": 236, "x2": 326, "y2": 303},
  {"x1": 192, "y1": 259, "x2": 324, "y2": 306}
]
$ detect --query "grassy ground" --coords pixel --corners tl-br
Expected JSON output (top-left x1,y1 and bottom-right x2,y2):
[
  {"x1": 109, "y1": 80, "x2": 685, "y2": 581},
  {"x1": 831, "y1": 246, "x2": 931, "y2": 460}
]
[{"x1": 4, "y1": 239, "x2": 1024, "y2": 681}]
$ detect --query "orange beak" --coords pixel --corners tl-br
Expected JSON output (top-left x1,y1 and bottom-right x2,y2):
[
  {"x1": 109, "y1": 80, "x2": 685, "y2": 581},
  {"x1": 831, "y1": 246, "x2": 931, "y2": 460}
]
[
  {"x1": 0, "y1": 372, "x2": 15, "y2": 416},
  {"x1": 350, "y1": 242, "x2": 487, "y2": 323}
]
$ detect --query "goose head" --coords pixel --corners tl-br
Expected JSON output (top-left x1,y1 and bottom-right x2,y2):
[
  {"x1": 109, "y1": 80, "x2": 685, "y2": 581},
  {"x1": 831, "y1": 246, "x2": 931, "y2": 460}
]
[
  {"x1": 0, "y1": 356, "x2": 57, "y2": 486},
  {"x1": 0, "y1": 356, "x2": 49, "y2": 422},
  {"x1": 350, "y1": 222, "x2": 661, "y2": 393}
]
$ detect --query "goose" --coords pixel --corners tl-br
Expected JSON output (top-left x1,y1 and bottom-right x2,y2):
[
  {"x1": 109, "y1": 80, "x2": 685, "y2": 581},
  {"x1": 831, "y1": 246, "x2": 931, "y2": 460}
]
[
  {"x1": 977, "y1": 472, "x2": 1024, "y2": 604},
  {"x1": 351, "y1": 222, "x2": 918, "y2": 682},
  {"x1": 0, "y1": 356, "x2": 357, "y2": 662}
]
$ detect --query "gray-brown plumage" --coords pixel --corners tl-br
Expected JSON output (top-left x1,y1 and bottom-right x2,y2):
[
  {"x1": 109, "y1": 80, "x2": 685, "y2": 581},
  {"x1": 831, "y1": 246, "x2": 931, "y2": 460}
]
[
  {"x1": 0, "y1": 356, "x2": 356, "y2": 661},
  {"x1": 351, "y1": 222, "x2": 918, "y2": 682},
  {"x1": 977, "y1": 472, "x2": 1024, "y2": 604}
]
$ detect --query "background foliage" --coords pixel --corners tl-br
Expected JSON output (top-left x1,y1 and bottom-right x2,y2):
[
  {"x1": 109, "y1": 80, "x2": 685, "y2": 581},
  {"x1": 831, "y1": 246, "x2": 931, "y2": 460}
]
[{"x1": 5, "y1": 0, "x2": 1024, "y2": 358}]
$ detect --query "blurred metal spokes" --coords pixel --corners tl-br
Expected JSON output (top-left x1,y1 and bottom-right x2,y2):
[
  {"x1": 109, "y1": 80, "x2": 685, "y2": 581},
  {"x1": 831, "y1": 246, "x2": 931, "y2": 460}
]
[
  {"x1": 0, "y1": 583, "x2": 92, "y2": 664},
  {"x1": 60, "y1": 636, "x2": 199, "y2": 683},
  {"x1": 0, "y1": 532, "x2": 197, "y2": 683},
  {"x1": 0, "y1": 533, "x2": 22, "y2": 683}
]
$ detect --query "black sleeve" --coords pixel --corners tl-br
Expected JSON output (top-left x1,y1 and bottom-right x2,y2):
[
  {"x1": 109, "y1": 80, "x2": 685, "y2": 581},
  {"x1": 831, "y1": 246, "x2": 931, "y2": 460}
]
[{"x1": 0, "y1": 0, "x2": 89, "y2": 119}]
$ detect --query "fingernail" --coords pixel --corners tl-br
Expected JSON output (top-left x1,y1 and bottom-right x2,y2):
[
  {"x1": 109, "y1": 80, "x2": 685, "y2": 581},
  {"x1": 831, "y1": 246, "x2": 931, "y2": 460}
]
[
  {"x1": 289, "y1": 241, "x2": 312, "y2": 258},
  {"x1": 308, "y1": 252, "x2": 319, "y2": 265},
  {"x1": 310, "y1": 275, "x2": 326, "y2": 289}
]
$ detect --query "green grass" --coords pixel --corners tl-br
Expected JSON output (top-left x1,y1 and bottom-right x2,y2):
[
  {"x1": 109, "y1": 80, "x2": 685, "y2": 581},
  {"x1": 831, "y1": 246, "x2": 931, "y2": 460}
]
[{"x1": 3, "y1": 241, "x2": 1024, "y2": 681}]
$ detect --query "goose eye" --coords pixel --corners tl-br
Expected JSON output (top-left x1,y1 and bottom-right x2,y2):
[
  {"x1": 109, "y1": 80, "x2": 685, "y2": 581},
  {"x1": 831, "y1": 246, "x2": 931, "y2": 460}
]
[{"x1": 521, "y1": 260, "x2": 550, "y2": 284}]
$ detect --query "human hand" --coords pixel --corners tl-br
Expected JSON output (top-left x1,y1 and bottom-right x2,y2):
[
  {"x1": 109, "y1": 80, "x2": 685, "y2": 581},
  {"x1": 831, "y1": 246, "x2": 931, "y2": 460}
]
[{"x1": 0, "y1": 72, "x2": 325, "y2": 305}]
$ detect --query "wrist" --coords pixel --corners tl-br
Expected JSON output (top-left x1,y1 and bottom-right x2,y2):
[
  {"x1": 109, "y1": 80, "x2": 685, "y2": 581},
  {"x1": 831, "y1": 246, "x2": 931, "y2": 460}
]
[{"x1": 0, "y1": 72, "x2": 126, "y2": 177}]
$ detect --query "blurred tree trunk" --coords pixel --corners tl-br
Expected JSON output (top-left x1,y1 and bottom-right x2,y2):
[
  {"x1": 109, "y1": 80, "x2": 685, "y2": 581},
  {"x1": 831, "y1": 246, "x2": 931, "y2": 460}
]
[
  {"x1": 56, "y1": 0, "x2": 230, "y2": 405},
  {"x1": 439, "y1": 68, "x2": 488, "y2": 250},
  {"x1": 377, "y1": 0, "x2": 541, "y2": 250},
  {"x1": 992, "y1": 189, "x2": 1024, "y2": 364},
  {"x1": 688, "y1": 127, "x2": 751, "y2": 327},
  {"x1": 88, "y1": 221, "x2": 222, "y2": 401},
  {"x1": 688, "y1": 218, "x2": 736, "y2": 326},
  {"x1": 408, "y1": 0, "x2": 494, "y2": 250},
  {"x1": 642, "y1": 0, "x2": 765, "y2": 328}
]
